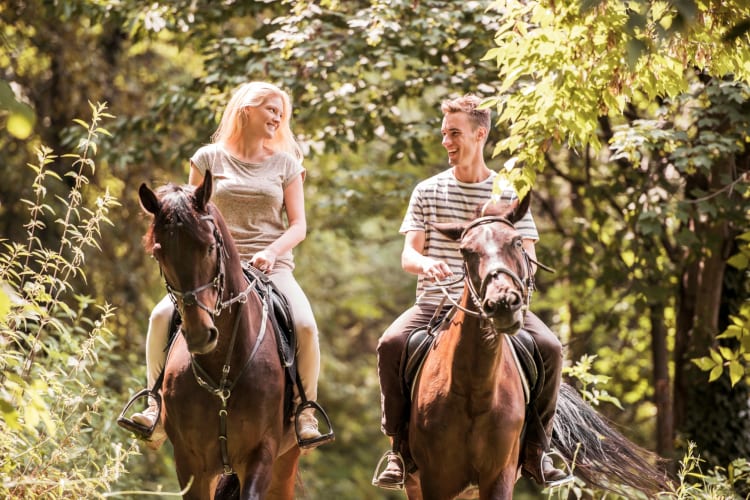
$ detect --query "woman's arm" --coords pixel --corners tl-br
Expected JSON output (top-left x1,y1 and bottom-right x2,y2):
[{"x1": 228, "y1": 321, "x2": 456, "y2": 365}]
[
  {"x1": 251, "y1": 174, "x2": 307, "y2": 270},
  {"x1": 188, "y1": 162, "x2": 203, "y2": 186}
]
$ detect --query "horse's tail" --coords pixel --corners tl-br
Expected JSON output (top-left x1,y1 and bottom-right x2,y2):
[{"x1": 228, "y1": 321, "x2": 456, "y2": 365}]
[{"x1": 552, "y1": 382, "x2": 673, "y2": 497}]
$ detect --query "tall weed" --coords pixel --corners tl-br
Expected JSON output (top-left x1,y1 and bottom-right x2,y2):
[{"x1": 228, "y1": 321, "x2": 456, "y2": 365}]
[{"x1": 0, "y1": 102, "x2": 139, "y2": 499}]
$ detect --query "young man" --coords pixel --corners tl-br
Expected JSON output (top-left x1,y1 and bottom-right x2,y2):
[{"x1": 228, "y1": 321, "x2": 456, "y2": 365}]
[{"x1": 373, "y1": 94, "x2": 571, "y2": 489}]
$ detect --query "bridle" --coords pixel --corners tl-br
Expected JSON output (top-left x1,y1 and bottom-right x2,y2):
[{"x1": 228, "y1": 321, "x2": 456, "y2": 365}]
[
  {"x1": 160, "y1": 214, "x2": 253, "y2": 317},
  {"x1": 461, "y1": 216, "x2": 534, "y2": 320},
  {"x1": 430, "y1": 216, "x2": 550, "y2": 328}
]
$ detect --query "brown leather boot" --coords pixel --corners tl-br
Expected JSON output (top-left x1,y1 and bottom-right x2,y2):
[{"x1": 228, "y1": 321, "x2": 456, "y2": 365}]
[
  {"x1": 297, "y1": 407, "x2": 323, "y2": 441},
  {"x1": 523, "y1": 446, "x2": 573, "y2": 487},
  {"x1": 372, "y1": 451, "x2": 405, "y2": 490}
]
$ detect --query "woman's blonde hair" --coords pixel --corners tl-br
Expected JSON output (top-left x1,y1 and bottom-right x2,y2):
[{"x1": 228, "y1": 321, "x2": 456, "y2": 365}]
[{"x1": 212, "y1": 81, "x2": 303, "y2": 161}]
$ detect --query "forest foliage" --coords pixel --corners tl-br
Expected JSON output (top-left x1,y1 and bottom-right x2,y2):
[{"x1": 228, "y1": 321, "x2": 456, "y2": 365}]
[{"x1": 1, "y1": 0, "x2": 749, "y2": 498}]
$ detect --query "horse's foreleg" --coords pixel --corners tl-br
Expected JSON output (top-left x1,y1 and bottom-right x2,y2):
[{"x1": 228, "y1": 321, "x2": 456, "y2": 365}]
[
  {"x1": 404, "y1": 471, "x2": 423, "y2": 500},
  {"x1": 174, "y1": 450, "x2": 217, "y2": 500},
  {"x1": 238, "y1": 444, "x2": 277, "y2": 500},
  {"x1": 265, "y1": 446, "x2": 300, "y2": 500},
  {"x1": 479, "y1": 469, "x2": 516, "y2": 500}
]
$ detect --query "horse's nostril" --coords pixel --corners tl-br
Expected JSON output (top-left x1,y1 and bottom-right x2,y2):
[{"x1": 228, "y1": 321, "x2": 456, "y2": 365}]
[
  {"x1": 208, "y1": 327, "x2": 218, "y2": 344},
  {"x1": 508, "y1": 291, "x2": 523, "y2": 310}
]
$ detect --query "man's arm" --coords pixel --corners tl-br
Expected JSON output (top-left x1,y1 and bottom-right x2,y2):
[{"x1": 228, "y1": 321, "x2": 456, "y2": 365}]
[{"x1": 401, "y1": 230, "x2": 453, "y2": 281}]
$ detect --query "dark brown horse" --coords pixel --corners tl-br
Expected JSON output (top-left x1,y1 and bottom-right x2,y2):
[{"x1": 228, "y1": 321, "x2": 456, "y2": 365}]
[
  {"x1": 405, "y1": 197, "x2": 672, "y2": 499},
  {"x1": 138, "y1": 171, "x2": 299, "y2": 500}
]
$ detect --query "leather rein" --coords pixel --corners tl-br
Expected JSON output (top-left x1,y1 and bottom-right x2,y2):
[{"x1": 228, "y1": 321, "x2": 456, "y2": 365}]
[{"x1": 427, "y1": 216, "x2": 553, "y2": 330}]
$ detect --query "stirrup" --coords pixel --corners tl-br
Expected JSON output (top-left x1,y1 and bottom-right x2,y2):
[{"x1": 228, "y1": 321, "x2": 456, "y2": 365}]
[
  {"x1": 117, "y1": 389, "x2": 161, "y2": 438},
  {"x1": 294, "y1": 400, "x2": 335, "y2": 449},
  {"x1": 371, "y1": 450, "x2": 405, "y2": 490},
  {"x1": 540, "y1": 449, "x2": 575, "y2": 488}
]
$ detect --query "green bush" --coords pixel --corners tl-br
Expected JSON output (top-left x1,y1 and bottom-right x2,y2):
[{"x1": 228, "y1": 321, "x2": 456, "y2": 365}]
[{"x1": 0, "y1": 102, "x2": 138, "y2": 499}]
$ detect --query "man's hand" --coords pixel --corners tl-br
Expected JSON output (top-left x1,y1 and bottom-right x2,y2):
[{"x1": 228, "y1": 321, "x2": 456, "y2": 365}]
[{"x1": 421, "y1": 258, "x2": 453, "y2": 281}]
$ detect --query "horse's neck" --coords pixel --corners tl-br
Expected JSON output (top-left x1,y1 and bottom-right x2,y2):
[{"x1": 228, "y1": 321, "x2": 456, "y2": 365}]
[
  {"x1": 207, "y1": 266, "x2": 257, "y2": 364},
  {"x1": 446, "y1": 292, "x2": 507, "y2": 396}
]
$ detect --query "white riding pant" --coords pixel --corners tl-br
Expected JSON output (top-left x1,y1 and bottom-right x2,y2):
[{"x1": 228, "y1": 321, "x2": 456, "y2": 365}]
[{"x1": 145, "y1": 268, "x2": 320, "y2": 403}]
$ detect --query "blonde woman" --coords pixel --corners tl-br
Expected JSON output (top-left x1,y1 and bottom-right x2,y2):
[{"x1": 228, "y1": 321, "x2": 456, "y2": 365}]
[{"x1": 132, "y1": 82, "x2": 325, "y2": 449}]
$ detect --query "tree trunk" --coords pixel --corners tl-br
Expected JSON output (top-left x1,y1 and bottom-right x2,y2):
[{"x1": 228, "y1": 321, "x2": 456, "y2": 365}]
[{"x1": 649, "y1": 302, "x2": 673, "y2": 460}]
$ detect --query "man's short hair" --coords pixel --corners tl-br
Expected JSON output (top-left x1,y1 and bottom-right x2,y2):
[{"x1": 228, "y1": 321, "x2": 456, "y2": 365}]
[{"x1": 440, "y1": 94, "x2": 491, "y2": 132}]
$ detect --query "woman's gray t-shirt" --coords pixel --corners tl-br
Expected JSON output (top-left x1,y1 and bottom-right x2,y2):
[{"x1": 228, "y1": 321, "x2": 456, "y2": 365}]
[{"x1": 191, "y1": 144, "x2": 304, "y2": 271}]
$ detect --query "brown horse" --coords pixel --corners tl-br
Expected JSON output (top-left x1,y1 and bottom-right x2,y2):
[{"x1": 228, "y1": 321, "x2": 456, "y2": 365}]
[
  {"x1": 404, "y1": 197, "x2": 672, "y2": 499},
  {"x1": 137, "y1": 171, "x2": 299, "y2": 500}
]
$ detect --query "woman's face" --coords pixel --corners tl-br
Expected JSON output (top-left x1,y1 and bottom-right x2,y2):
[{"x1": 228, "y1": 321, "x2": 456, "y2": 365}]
[{"x1": 245, "y1": 95, "x2": 284, "y2": 139}]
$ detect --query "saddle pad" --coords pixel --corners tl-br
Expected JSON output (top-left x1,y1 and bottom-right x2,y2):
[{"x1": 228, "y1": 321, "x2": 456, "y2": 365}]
[
  {"x1": 400, "y1": 326, "x2": 434, "y2": 399},
  {"x1": 401, "y1": 328, "x2": 541, "y2": 405},
  {"x1": 243, "y1": 267, "x2": 296, "y2": 367}
]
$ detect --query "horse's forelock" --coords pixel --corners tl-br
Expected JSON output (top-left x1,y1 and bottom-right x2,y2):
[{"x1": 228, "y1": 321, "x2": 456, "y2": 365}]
[{"x1": 146, "y1": 184, "x2": 214, "y2": 249}]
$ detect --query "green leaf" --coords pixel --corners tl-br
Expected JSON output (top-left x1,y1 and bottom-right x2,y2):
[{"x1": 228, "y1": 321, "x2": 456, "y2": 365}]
[
  {"x1": 710, "y1": 349, "x2": 724, "y2": 364},
  {"x1": 718, "y1": 346, "x2": 736, "y2": 361},
  {"x1": 0, "y1": 286, "x2": 11, "y2": 322},
  {"x1": 692, "y1": 356, "x2": 717, "y2": 371},
  {"x1": 0, "y1": 79, "x2": 35, "y2": 139},
  {"x1": 727, "y1": 252, "x2": 749, "y2": 269},
  {"x1": 728, "y1": 361, "x2": 744, "y2": 387},
  {"x1": 709, "y1": 365, "x2": 724, "y2": 382}
]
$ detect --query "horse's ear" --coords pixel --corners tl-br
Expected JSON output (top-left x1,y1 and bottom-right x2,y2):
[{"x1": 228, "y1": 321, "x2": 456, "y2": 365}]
[
  {"x1": 429, "y1": 221, "x2": 465, "y2": 241},
  {"x1": 507, "y1": 190, "x2": 531, "y2": 225},
  {"x1": 139, "y1": 183, "x2": 161, "y2": 216},
  {"x1": 194, "y1": 170, "x2": 213, "y2": 212}
]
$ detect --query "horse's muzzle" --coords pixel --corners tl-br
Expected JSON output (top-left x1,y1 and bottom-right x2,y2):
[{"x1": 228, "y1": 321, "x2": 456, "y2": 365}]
[
  {"x1": 183, "y1": 325, "x2": 219, "y2": 355},
  {"x1": 482, "y1": 288, "x2": 524, "y2": 333},
  {"x1": 482, "y1": 289, "x2": 523, "y2": 315}
]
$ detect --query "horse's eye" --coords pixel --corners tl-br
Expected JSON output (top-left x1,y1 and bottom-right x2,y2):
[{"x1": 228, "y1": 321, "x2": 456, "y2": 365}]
[
  {"x1": 514, "y1": 239, "x2": 523, "y2": 249},
  {"x1": 208, "y1": 244, "x2": 216, "y2": 255}
]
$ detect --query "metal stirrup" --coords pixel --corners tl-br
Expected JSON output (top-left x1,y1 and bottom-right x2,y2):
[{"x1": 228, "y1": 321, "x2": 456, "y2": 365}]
[
  {"x1": 371, "y1": 450, "x2": 405, "y2": 490},
  {"x1": 540, "y1": 449, "x2": 575, "y2": 488}
]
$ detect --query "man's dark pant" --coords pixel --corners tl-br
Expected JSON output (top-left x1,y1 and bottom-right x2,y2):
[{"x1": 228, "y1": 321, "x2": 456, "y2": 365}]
[{"x1": 376, "y1": 303, "x2": 563, "y2": 450}]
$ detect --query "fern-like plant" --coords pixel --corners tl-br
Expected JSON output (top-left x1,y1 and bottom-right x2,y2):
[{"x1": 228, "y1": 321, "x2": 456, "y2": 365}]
[{"x1": 0, "y1": 102, "x2": 139, "y2": 499}]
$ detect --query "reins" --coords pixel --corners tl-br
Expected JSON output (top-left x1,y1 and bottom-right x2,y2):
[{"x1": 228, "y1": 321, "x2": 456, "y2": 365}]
[{"x1": 425, "y1": 216, "x2": 555, "y2": 331}]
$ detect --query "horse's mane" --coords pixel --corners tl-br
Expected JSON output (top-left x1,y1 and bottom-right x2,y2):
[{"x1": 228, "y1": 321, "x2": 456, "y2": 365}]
[{"x1": 142, "y1": 183, "x2": 214, "y2": 254}]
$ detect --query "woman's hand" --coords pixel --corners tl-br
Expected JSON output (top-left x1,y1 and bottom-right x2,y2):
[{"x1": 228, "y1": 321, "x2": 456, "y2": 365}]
[{"x1": 251, "y1": 249, "x2": 278, "y2": 273}]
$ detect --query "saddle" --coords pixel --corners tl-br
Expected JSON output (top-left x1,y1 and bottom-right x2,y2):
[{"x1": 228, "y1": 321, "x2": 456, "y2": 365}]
[
  {"x1": 118, "y1": 266, "x2": 334, "y2": 449},
  {"x1": 243, "y1": 266, "x2": 296, "y2": 370},
  {"x1": 399, "y1": 314, "x2": 544, "y2": 406}
]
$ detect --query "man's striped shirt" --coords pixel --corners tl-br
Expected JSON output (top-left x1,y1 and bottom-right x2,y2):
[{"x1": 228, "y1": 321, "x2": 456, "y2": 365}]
[{"x1": 400, "y1": 169, "x2": 539, "y2": 305}]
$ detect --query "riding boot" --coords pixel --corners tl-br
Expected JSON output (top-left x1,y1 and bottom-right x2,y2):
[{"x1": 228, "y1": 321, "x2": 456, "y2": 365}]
[
  {"x1": 373, "y1": 436, "x2": 405, "y2": 490},
  {"x1": 522, "y1": 444, "x2": 573, "y2": 487},
  {"x1": 131, "y1": 398, "x2": 167, "y2": 450},
  {"x1": 297, "y1": 407, "x2": 322, "y2": 441}
]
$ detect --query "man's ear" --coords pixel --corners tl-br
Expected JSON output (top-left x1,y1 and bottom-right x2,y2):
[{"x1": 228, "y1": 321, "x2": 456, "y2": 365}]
[{"x1": 476, "y1": 126, "x2": 488, "y2": 143}]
